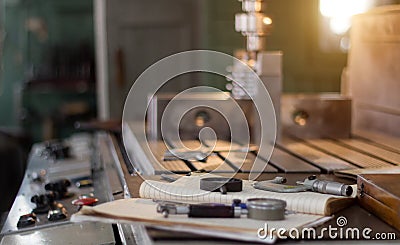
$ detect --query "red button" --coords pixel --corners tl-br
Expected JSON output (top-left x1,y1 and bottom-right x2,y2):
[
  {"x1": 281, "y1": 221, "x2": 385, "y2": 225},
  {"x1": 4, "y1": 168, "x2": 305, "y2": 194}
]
[{"x1": 72, "y1": 197, "x2": 98, "y2": 206}]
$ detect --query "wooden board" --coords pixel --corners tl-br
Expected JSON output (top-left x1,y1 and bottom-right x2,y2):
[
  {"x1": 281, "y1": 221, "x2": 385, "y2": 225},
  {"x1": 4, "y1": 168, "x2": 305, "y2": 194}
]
[
  {"x1": 267, "y1": 148, "x2": 321, "y2": 173},
  {"x1": 305, "y1": 139, "x2": 394, "y2": 169},
  {"x1": 167, "y1": 140, "x2": 202, "y2": 150},
  {"x1": 336, "y1": 139, "x2": 400, "y2": 165},
  {"x1": 353, "y1": 129, "x2": 400, "y2": 154},
  {"x1": 202, "y1": 140, "x2": 244, "y2": 152},
  {"x1": 358, "y1": 174, "x2": 400, "y2": 231},
  {"x1": 189, "y1": 154, "x2": 235, "y2": 173},
  {"x1": 219, "y1": 152, "x2": 277, "y2": 173},
  {"x1": 148, "y1": 141, "x2": 191, "y2": 173},
  {"x1": 278, "y1": 138, "x2": 355, "y2": 173}
]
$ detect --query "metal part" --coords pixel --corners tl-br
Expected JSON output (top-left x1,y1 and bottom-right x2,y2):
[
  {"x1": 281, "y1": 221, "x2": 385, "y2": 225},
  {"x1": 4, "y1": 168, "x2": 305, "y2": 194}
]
[
  {"x1": 1, "y1": 133, "x2": 115, "y2": 244},
  {"x1": 232, "y1": 0, "x2": 282, "y2": 121},
  {"x1": 200, "y1": 177, "x2": 243, "y2": 194},
  {"x1": 40, "y1": 140, "x2": 71, "y2": 160},
  {"x1": 76, "y1": 179, "x2": 93, "y2": 188},
  {"x1": 147, "y1": 92, "x2": 255, "y2": 143},
  {"x1": 163, "y1": 144, "x2": 259, "y2": 162},
  {"x1": 267, "y1": 176, "x2": 286, "y2": 184},
  {"x1": 281, "y1": 94, "x2": 352, "y2": 139},
  {"x1": 141, "y1": 91, "x2": 268, "y2": 175},
  {"x1": 0, "y1": 222, "x2": 115, "y2": 245},
  {"x1": 44, "y1": 179, "x2": 72, "y2": 199},
  {"x1": 246, "y1": 198, "x2": 286, "y2": 221},
  {"x1": 47, "y1": 208, "x2": 67, "y2": 221},
  {"x1": 232, "y1": 1, "x2": 282, "y2": 141},
  {"x1": 126, "y1": 224, "x2": 153, "y2": 245},
  {"x1": 163, "y1": 148, "x2": 210, "y2": 162},
  {"x1": 253, "y1": 177, "x2": 310, "y2": 193},
  {"x1": 103, "y1": 133, "x2": 155, "y2": 244},
  {"x1": 156, "y1": 200, "x2": 244, "y2": 218},
  {"x1": 254, "y1": 175, "x2": 353, "y2": 196},
  {"x1": 157, "y1": 202, "x2": 190, "y2": 218},
  {"x1": 254, "y1": 182, "x2": 308, "y2": 193},
  {"x1": 105, "y1": 133, "x2": 133, "y2": 199},
  {"x1": 297, "y1": 175, "x2": 353, "y2": 197},
  {"x1": 235, "y1": 0, "x2": 271, "y2": 53},
  {"x1": 160, "y1": 174, "x2": 179, "y2": 183}
]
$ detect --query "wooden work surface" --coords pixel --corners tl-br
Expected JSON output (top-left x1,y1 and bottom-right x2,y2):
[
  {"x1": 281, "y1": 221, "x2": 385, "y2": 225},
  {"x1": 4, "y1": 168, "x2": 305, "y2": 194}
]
[
  {"x1": 111, "y1": 131, "x2": 400, "y2": 243},
  {"x1": 142, "y1": 131, "x2": 400, "y2": 175},
  {"x1": 116, "y1": 154, "x2": 400, "y2": 243}
]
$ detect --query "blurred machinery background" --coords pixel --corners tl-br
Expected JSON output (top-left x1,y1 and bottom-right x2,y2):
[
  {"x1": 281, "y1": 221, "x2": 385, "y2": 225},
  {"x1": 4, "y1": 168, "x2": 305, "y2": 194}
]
[{"x1": 1, "y1": 0, "x2": 400, "y2": 243}]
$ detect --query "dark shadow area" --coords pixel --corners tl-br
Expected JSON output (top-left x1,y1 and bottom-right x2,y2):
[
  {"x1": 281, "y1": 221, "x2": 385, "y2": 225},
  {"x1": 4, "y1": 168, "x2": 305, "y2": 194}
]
[{"x1": 0, "y1": 130, "x2": 31, "y2": 212}]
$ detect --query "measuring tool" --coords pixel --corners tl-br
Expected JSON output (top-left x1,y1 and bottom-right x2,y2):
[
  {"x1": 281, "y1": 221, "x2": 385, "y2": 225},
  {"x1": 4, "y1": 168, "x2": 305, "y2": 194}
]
[
  {"x1": 246, "y1": 198, "x2": 286, "y2": 221},
  {"x1": 297, "y1": 175, "x2": 353, "y2": 196},
  {"x1": 253, "y1": 175, "x2": 353, "y2": 197},
  {"x1": 253, "y1": 176, "x2": 310, "y2": 193},
  {"x1": 157, "y1": 199, "x2": 244, "y2": 218},
  {"x1": 156, "y1": 198, "x2": 286, "y2": 220},
  {"x1": 200, "y1": 177, "x2": 243, "y2": 194}
]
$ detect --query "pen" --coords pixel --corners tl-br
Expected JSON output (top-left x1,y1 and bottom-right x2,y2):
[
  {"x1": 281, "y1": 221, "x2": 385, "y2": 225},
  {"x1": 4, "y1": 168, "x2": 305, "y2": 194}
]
[{"x1": 157, "y1": 199, "x2": 244, "y2": 218}]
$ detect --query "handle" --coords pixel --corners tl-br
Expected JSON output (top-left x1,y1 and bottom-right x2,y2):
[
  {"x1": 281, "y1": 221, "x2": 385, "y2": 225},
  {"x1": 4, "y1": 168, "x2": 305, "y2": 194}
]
[
  {"x1": 115, "y1": 47, "x2": 125, "y2": 88},
  {"x1": 189, "y1": 205, "x2": 234, "y2": 218}
]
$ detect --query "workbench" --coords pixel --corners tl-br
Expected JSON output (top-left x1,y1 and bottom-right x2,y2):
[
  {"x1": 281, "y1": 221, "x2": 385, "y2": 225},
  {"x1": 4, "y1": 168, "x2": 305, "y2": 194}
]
[
  {"x1": 1, "y1": 132, "x2": 399, "y2": 244},
  {"x1": 107, "y1": 132, "x2": 400, "y2": 243}
]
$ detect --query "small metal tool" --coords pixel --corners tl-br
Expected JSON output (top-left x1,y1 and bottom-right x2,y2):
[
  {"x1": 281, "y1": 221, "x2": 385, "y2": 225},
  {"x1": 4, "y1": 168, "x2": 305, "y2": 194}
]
[
  {"x1": 200, "y1": 177, "x2": 243, "y2": 194},
  {"x1": 296, "y1": 175, "x2": 353, "y2": 197},
  {"x1": 253, "y1": 177, "x2": 309, "y2": 193},
  {"x1": 75, "y1": 179, "x2": 93, "y2": 188},
  {"x1": 246, "y1": 198, "x2": 286, "y2": 221},
  {"x1": 157, "y1": 199, "x2": 244, "y2": 218},
  {"x1": 160, "y1": 174, "x2": 179, "y2": 182},
  {"x1": 254, "y1": 176, "x2": 353, "y2": 197},
  {"x1": 163, "y1": 148, "x2": 211, "y2": 162}
]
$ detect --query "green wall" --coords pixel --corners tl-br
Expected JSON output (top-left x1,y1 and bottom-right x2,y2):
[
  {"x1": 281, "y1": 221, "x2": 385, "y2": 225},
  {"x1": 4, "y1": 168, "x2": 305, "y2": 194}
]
[
  {"x1": 0, "y1": 0, "x2": 93, "y2": 128},
  {"x1": 0, "y1": 0, "x2": 26, "y2": 127}
]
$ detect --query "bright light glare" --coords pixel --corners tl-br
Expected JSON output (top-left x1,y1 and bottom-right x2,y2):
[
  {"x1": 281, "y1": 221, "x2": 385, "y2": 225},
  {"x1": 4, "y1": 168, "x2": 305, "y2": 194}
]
[
  {"x1": 320, "y1": 0, "x2": 374, "y2": 35},
  {"x1": 263, "y1": 17, "x2": 272, "y2": 25},
  {"x1": 320, "y1": 0, "x2": 373, "y2": 18},
  {"x1": 330, "y1": 17, "x2": 351, "y2": 35}
]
